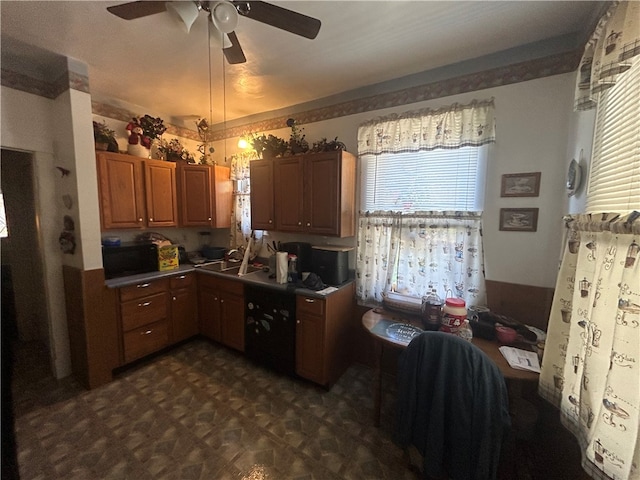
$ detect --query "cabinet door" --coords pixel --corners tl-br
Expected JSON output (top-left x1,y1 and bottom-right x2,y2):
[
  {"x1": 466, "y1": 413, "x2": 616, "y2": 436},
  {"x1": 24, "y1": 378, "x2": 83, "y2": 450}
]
[
  {"x1": 212, "y1": 165, "x2": 232, "y2": 228},
  {"x1": 305, "y1": 153, "x2": 340, "y2": 235},
  {"x1": 296, "y1": 313, "x2": 325, "y2": 384},
  {"x1": 220, "y1": 292, "x2": 245, "y2": 352},
  {"x1": 144, "y1": 159, "x2": 178, "y2": 227},
  {"x1": 171, "y1": 283, "x2": 198, "y2": 343},
  {"x1": 199, "y1": 285, "x2": 221, "y2": 341},
  {"x1": 178, "y1": 164, "x2": 212, "y2": 226},
  {"x1": 274, "y1": 156, "x2": 305, "y2": 232},
  {"x1": 250, "y1": 160, "x2": 275, "y2": 230},
  {"x1": 97, "y1": 152, "x2": 146, "y2": 229}
]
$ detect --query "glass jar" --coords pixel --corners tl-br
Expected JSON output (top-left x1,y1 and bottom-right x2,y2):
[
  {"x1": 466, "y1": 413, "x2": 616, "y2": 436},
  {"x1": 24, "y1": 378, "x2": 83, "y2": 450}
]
[{"x1": 421, "y1": 293, "x2": 443, "y2": 330}]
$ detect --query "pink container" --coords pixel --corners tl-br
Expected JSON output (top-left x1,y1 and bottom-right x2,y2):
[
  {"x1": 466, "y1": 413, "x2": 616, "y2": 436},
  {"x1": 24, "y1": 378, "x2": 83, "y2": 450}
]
[{"x1": 495, "y1": 325, "x2": 518, "y2": 344}]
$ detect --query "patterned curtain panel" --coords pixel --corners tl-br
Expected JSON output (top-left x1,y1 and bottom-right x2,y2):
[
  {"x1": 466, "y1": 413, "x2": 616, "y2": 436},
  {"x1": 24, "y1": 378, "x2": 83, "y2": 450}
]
[
  {"x1": 356, "y1": 211, "x2": 486, "y2": 307},
  {"x1": 357, "y1": 99, "x2": 495, "y2": 155},
  {"x1": 539, "y1": 212, "x2": 640, "y2": 480},
  {"x1": 229, "y1": 153, "x2": 255, "y2": 249},
  {"x1": 575, "y1": 1, "x2": 640, "y2": 110}
]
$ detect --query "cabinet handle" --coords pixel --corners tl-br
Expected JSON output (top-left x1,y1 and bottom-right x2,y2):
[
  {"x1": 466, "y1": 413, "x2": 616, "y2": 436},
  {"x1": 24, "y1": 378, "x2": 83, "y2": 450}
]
[
  {"x1": 208, "y1": 217, "x2": 212, "y2": 221},
  {"x1": 172, "y1": 296, "x2": 177, "y2": 301},
  {"x1": 296, "y1": 320, "x2": 300, "y2": 324},
  {"x1": 306, "y1": 222, "x2": 311, "y2": 227},
  {"x1": 138, "y1": 301, "x2": 151, "y2": 307},
  {"x1": 141, "y1": 329, "x2": 152, "y2": 335},
  {"x1": 220, "y1": 299, "x2": 224, "y2": 303},
  {"x1": 138, "y1": 217, "x2": 143, "y2": 222},
  {"x1": 137, "y1": 283, "x2": 150, "y2": 289},
  {"x1": 269, "y1": 219, "x2": 273, "y2": 224},
  {"x1": 149, "y1": 217, "x2": 153, "y2": 222},
  {"x1": 177, "y1": 275, "x2": 186, "y2": 279},
  {"x1": 297, "y1": 221, "x2": 302, "y2": 226},
  {"x1": 304, "y1": 298, "x2": 315, "y2": 303}
]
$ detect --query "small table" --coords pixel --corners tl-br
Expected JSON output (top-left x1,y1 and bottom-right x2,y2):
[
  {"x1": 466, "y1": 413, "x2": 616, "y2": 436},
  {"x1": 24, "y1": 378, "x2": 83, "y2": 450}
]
[{"x1": 362, "y1": 308, "x2": 540, "y2": 426}]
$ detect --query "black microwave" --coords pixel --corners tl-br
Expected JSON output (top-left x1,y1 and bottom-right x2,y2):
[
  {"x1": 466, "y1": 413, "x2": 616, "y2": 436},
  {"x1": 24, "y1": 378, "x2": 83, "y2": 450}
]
[{"x1": 102, "y1": 242, "x2": 158, "y2": 279}]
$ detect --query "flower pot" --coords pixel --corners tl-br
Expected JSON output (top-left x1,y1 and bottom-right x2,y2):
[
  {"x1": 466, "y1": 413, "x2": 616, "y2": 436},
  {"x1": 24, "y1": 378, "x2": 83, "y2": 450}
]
[{"x1": 128, "y1": 143, "x2": 151, "y2": 158}]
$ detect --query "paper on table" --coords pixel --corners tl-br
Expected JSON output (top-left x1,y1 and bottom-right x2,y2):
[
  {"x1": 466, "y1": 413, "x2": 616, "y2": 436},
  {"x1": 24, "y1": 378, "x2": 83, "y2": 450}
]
[{"x1": 499, "y1": 346, "x2": 541, "y2": 373}]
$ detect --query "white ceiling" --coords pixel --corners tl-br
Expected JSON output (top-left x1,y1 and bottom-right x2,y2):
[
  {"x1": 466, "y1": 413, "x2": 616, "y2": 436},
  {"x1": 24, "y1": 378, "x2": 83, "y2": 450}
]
[{"x1": 1, "y1": 1, "x2": 603, "y2": 127}]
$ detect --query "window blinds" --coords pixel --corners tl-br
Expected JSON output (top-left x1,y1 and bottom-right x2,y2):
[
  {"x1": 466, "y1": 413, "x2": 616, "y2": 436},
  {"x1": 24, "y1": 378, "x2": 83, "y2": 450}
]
[
  {"x1": 360, "y1": 147, "x2": 485, "y2": 212},
  {"x1": 587, "y1": 60, "x2": 640, "y2": 213}
]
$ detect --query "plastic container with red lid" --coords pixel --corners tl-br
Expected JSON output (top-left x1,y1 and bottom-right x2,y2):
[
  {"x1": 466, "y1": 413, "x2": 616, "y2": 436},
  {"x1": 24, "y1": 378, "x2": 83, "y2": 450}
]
[{"x1": 440, "y1": 297, "x2": 467, "y2": 333}]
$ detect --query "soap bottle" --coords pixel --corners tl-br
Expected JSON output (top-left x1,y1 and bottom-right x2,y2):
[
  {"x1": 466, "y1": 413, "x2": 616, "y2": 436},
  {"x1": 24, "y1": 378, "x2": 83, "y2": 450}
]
[{"x1": 287, "y1": 254, "x2": 298, "y2": 283}]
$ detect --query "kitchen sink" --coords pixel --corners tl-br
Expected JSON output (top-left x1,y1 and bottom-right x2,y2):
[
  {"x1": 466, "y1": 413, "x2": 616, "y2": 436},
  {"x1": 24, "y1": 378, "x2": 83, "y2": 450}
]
[{"x1": 199, "y1": 261, "x2": 262, "y2": 276}]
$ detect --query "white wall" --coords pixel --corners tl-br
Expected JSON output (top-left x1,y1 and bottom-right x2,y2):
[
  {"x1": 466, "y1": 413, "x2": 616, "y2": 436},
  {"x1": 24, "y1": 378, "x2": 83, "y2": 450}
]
[
  {"x1": 216, "y1": 72, "x2": 588, "y2": 288},
  {"x1": 1, "y1": 87, "x2": 70, "y2": 377}
]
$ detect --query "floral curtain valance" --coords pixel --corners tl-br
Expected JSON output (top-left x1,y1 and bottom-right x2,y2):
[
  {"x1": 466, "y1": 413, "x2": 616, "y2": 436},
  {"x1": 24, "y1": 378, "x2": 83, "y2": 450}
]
[
  {"x1": 357, "y1": 99, "x2": 496, "y2": 155},
  {"x1": 575, "y1": 1, "x2": 640, "y2": 111}
]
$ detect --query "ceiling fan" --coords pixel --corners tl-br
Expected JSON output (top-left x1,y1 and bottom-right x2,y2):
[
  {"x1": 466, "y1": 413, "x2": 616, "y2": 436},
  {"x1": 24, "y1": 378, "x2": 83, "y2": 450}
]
[{"x1": 107, "y1": 1, "x2": 321, "y2": 64}]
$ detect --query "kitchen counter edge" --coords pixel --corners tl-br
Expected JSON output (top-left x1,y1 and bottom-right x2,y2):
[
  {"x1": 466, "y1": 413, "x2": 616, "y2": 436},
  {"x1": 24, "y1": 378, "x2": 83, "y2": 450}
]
[{"x1": 105, "y1": 265, "x2": 354, "y2": 299}]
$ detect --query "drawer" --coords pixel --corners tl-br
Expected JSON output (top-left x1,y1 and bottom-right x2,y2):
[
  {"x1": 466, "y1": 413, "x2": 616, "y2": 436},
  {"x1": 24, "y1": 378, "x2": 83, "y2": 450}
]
[
  {"x1": 123, "y1": 320, "x2": 169, "y2": 364},
  {"x1": 120, "y1": 278, "x2": 169, "y2": 302},
  {"x1": 170, "y1": 272, "x2": 194, "y2": 290},
  {"x1": 121, "y1": 292, "x2": 167, "y2": 332},
  {"x1": 297, "y1": 295, "x2": 325, "y2": 317}
]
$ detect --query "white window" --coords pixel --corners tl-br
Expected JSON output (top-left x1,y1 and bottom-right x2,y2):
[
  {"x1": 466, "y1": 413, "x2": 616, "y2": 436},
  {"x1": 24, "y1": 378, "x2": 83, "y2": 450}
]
[
  {"x1": 360, "y1": 146, "x2": 487, "y2": 212},
  {"x1": 587, "y1": 59, "x2": 640, "y2": 213}
]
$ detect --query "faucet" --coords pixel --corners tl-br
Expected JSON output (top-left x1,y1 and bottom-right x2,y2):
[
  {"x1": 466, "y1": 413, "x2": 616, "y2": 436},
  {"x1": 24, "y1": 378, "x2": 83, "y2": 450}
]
[{"x1": 225, "y1": 248, "x2": 243, "y2": 262}]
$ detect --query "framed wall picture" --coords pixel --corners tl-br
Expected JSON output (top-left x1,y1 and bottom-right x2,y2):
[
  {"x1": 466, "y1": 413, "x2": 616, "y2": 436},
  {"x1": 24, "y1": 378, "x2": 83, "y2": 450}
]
[
  {"x1": 499, "y1": 208, "x2": 539, "y2": 232},
  {"x1": 501, "y1": 172, "x2": 541, "y2": 197}
]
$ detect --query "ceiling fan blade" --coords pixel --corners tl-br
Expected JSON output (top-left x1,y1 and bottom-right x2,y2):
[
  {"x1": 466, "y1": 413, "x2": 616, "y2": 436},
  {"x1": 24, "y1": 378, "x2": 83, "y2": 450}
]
[
  {"x1": 232, "y1": 1, "x2": 321, "y2": 39},
  {"x1": 223, "y1": 31, "x2": 246, "y2": 64},
  {"x1": 107, "y1": 1, "x2": 167, "y2": 20}
]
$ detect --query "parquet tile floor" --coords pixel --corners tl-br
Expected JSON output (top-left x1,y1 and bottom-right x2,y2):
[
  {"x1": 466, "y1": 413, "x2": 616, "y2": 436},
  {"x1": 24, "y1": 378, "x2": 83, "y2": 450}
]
[{"x1": 9, "y1": 338, "x2": 588, "y2": 480}]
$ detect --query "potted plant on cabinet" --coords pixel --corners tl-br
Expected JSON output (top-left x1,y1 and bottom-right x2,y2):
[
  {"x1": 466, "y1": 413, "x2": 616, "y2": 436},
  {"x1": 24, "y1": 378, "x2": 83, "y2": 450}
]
[
  {"x1": 249, "y1": 133, "x2": 287, "y2": 159},
  {"x1": 92, "y1": 120, "x2": 116, "y2": 151},
  {"x1": 126, "y1": 114, "x2": 166, "y2": 157},
  {"x1": 157, "y1": 138, "x2": 196, "y2": 163}
]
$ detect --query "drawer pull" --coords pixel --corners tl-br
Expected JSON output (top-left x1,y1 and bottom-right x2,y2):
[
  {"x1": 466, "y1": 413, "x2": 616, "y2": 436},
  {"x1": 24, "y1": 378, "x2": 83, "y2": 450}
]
[
  {"x1": 137, "y1": 283, "x2": 151, "y2": 289},
  {"x1": 172, "y1": 296, "x2": 177, "y2": 301},
  {"x1": 177, "y1": 275, "x2": 186, "y2": 279},
  {"x1": 138, "y1": 301, "x2": 151, "y2": 307},
  {"x1": 141, "y1": 330, "x2": 152, "y2": 335},
  {"x1": 304, "y1": 298, "x2": 315, "y2": 303}
]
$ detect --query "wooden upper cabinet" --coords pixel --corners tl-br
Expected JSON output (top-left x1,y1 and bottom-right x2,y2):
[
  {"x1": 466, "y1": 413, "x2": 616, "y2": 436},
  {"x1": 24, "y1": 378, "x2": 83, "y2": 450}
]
[
  {"x1": 250, "y1": 159, "x2": 275, "y2": 230},
  {"x1": 97, "y1": 152, "x2": 146, "y2": 229},
  {"x1": 177, "y1": 164, "x2": 231, "y2": 228},
  {"x1": 144, "y1": 159, "x2": 178, "y2": 227},
  {"x1": 270, "y1": 151, "x2": 356, "y2": 237},
  {"x1": 97, "y1": 152, "x2": 178, "y2": 230},
  {"x1": 274, "y1": 156, "x2": 305, "y2": 232}
]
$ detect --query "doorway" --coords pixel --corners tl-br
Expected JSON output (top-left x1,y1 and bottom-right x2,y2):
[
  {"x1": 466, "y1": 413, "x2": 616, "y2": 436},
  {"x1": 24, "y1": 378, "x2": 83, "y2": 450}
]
[{"x1": 1, "y1": 149, "x2": 50, "y2": 370}]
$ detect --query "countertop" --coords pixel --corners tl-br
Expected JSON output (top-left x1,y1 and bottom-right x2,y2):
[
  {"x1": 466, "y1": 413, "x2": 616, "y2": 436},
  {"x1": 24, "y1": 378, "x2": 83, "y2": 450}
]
[{"x1": 105, "y1": 263, "x2": 354, "y2": 299}]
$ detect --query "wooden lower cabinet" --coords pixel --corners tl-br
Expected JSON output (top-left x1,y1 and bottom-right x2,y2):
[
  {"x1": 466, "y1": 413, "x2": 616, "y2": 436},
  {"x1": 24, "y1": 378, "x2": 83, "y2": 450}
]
[
  {"x1": 118, "y1": 278, "x2": 170, "y2": 364},
  {"x1": 197, "y1": 273, "x2": 245, "y2": 352},
  {"x1": 116, "y1": 272, "x2": 198, "y2": 365},
  {"x1": 295, "y1": 282, "x2": 355, "y2": 387},
  {"x1": 170, "y1": 273, "x2": 198, "y2": 343}
]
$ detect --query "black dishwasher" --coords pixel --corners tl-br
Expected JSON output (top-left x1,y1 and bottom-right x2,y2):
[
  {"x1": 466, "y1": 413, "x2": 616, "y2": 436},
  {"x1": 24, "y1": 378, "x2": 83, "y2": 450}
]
[{"x1": 245, "y1": 286, "x2": 296, "y2": 375}]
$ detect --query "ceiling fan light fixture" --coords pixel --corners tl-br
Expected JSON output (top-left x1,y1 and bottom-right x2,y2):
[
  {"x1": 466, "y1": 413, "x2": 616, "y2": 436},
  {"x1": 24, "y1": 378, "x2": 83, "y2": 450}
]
[
  {"x1": 211, "y1": 1, "x2": 238, "y2": 34},
  {"x1": 165, "y1": 1, "x2": 200, "y2": 33},
  {"x1": 210, "y1": 28, "x2": 232, "y2": 49}
]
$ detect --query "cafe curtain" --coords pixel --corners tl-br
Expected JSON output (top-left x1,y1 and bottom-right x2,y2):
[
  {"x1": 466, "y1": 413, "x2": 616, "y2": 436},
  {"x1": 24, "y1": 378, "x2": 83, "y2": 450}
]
[
  {"x1": 538, "y1": 212, "x2": 640, "y2": 480},
  {"x1": 575, "y1": 1, "x2": 640, "y2": 110},
  {"x1": 356, "y1": 211, "x2": 486, "y2": 307},
  {"x1": 356, "y1": 99, "x2": 493, "y2": 307},
  {"x1": 229, "y1": 152, "x2": 254, "y2": 249}
]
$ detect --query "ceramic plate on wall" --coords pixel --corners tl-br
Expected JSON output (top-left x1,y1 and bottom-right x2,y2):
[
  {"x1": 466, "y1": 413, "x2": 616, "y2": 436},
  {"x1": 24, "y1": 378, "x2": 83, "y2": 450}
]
[{"x1": 567, "y1": 158, "x2": 582, "y2": 197}]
